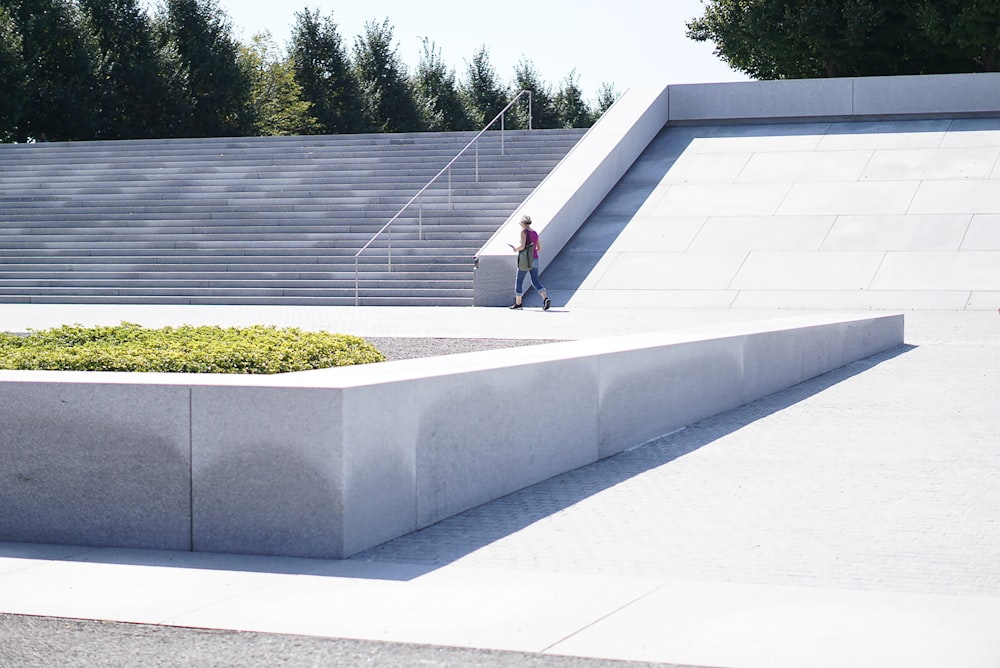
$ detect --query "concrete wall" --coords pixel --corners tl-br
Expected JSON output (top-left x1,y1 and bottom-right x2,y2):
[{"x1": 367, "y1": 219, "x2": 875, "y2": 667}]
[
  {"x1": 0, "y1": 313, "x2": 902, "y2": 559},
  {"x1": 474, "y1": 86, "x2": 671, "y2": 306},
  {"x1": 667, "y1": 72, "x2": 1000, "y2": 123},
  {"x1": 476, "y1": 72, "x2": 1000, "y2": 309}
]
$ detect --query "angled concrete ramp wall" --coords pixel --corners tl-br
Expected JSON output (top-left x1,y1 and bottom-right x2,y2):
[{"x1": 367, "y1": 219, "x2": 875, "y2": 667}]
[
  {"x1": 551, "y1": 117, "x2": 1000, "y2": 310},
  {"x1": 481, "y1": 72, "x2": 1000, "y2": 310}
]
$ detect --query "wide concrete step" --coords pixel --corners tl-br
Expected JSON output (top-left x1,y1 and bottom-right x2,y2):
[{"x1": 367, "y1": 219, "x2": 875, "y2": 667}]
[
  {"x1": 3, "y1": 179, "x2": 550, "y2": 195},
  {"x1": 0, "y1": 294, "x2": 473, "y2": 306},
  {"x1": 0, "y1": 253, "x2": 478, "y2": 267},
  {"x1": 0, "y1": 131, "x2": 582, "y2": 154},
  {"x1": 0, "y1": 208, "x2": 518, "y2": 222},
  {"x1": 0, "y1": 277, "x2": 473, "y2": 290},
  {"x1": 0, "y1": 268, "x2": 469, "y2": 281},
  {"x1": 0, "y1": 220, "x2": 500, "y2": 233},
  {"x1": 0, "y1": 138, "x2": 582, "y2": 163},
  {"x1": 0, "y1": 127, "x2": 585, "y2": 305},
  {"x1": 0, "y1": 251, "x2": 472, "y2": 262},
  {"x1": 0, "y1": 232, "x2": 496, "y2": 246},
  {"x1": 1, "y1": 152, "x2": 577, "y2": 175},
  {"x1": 0, "y1": 191, "x2": 535, "y2": 207},
  {"x1": 0, "y1": 286, "x2": 473, "y2": 300}
]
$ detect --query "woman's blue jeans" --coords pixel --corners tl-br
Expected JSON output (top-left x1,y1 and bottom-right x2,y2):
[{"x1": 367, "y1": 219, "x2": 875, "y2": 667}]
[{"x1": 515, "y1": 267, "x2": 545, "y2": 296}]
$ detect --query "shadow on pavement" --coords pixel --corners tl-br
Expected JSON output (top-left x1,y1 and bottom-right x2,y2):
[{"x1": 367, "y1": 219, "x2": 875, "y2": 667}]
[
  {"x1": 350, "y1": 343, "x2": 917, "y2": 575},
  {"x1": 0, "y1": 345, "x2": 916, "y2": 582}
]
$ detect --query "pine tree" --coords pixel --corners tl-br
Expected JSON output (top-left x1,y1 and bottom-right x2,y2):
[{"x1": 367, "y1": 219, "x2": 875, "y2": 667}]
[
  {"x1": 2, "y1": 0, "x2": 101, "y2": 141},
  {"x1": 154, "y1": 0, "x2": 253, "y2": 137},
  {"x1": 80, "y1": 0, "x2": 184, "y2": 139},
  {"x1": 353, "y1": 18, "x2": 421, "y2": 133},
  {"x1": 511, "y1": 59, "x2": 558, "y2": 129},
  {"x1": 554, "y1": 70, "x2": 594, "y2": 128},
  {"x1": 413, "y1": 38, "x2": 472, "y2": 131},
  {"x1": 289, "y1": 8, "x2": 366, "y2": 134},
  {"x1": 0, "y1": 6, "x2": 26, "y2": 141},
  {"x1": 241, "y1": 32, "x2": 319, "y2": 136},
  {"x1": 461, "y1": 46, "x2": 509, "y2": 129}
]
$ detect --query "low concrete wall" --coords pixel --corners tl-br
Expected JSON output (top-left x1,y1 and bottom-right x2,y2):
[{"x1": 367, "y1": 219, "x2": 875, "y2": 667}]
[
  {"x1": 0, "y1": 313, "x2": 902, "y2": 559},
  {"x1": 473, "y1": 73, "x2": 1000, "y2": 308},
  {"x1": 667, "y1": 72, "x2": 1000, "y2": 123},
  {"x1": 474, "y1": 86, "x2": 671, "y2": 306}
]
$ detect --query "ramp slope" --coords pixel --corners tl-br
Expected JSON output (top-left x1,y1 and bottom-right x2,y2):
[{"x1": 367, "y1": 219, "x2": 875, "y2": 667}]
[{"x1": 545, "y1": 117, "x2": 1000, "y2": 310}]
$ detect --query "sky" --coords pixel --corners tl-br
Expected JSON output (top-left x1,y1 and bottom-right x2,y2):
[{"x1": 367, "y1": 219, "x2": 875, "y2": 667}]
[{"x1": 206, "y1": 0, "x2": 749, "y2": 101}]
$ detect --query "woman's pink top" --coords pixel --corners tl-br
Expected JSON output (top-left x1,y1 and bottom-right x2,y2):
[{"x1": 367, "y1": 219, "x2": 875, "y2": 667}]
[{"x1": 525, "y1": 229, "x2": 539, "y2": 258}]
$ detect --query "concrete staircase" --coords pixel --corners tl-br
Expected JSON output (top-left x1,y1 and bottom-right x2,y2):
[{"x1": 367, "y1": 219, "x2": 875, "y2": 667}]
[{"x1": 0, "y1": 129, "x2": 585, "y2": 305}]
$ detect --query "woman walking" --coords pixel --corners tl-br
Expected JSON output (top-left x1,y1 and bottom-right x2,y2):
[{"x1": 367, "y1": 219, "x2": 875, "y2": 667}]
[{"x1": 509, "y1": 215, "x2": 551, "y2": 310}]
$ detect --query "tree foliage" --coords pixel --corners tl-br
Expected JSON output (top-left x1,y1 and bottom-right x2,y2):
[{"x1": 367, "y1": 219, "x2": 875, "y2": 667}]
[
  {"x1": 154, "y1": 0, "x2": 253, "y2": 137},
  {"x1": 554, "y1": 70, "x2": 594, "y2": 128},
  {"x1": 0, "y1": 3, "x2": 610, "y2": 142},
  {"x1": 511, "y1": 59, "x2": 558, "y2": 129},
  {"x1": 0, "y1": 6, "x2": 26, "y2": 141},
  {"x1": 918, "y1": 0, "x2": 1000, "y2": 72},
  {"x1": 595, "y1": 82, "x2": 621, "y2": 115},
  {"x1": 413, "y1": 38, "x2": 471, "y2": 131},
  {"x1": 242, "y1": 32, "x2": 319, "y2": 136},
  {"x1": 687, "y1": 0, "x2": 986, "y2": 78},
  {"x1": 2, "y1": 0, "x2": 101, "y2": 141},
  {"x1": 289, "y1": 8, "x2": 365, "y2": 134},
  {"x1": 79, "y1": 0, "x2": 182, "y2": 139},
  {"x1": 462, "y1": 46, "x2": 510, "y2": 128},
  {"x1": 353, "y1": 18, "x2": 421, "y2": 133}
]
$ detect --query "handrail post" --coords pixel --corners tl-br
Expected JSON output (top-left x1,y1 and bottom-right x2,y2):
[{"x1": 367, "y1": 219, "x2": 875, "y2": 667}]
[{"x1": 353, "y1": 89, "x2": 534, "y2": 304}]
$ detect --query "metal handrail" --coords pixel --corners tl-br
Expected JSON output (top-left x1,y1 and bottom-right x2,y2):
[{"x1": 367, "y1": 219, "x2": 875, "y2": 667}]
[{"x1": 354, "y1": 90, "x2": 533, "y2": 305}]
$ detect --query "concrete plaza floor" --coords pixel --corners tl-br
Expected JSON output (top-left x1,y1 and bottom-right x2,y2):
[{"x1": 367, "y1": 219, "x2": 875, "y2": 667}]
[{"x1": 1, "y1": 304, "x2": 998, "y2": 667}]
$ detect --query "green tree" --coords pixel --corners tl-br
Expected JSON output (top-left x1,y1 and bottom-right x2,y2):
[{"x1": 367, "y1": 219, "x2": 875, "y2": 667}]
[
  {"x1": 79, "y1": 0, "x2": 184, "y2": 139},
  {"x1": 0, "y1": 6, "x2": 26, "y2": 141},
  {"x1": 353, "y1": 18, "x2": 421, "y2": 133},
  {"x1": 155, "y1": 0, "x2": 253, "y2": 137},
  {"x1": 686, "y1": 0, "x2": 976, "y2": 79},
  {"x1": 918, "y1": 0, "x2": 1000, "y2": 71},
  {"x1": 554, "y1": 70, "x2": 593, "y2": 128},
  {"x1": 595, "y1": 82, "x2": 620, "y2": 116},
  {"x1": 2, "y1": 0, "x2": 101, "y2": 141},
  {"x1": 413, "y1": 38, "x2": 472, "y2": 131},
  {"x1": 461, "y1": 46, "x2": 509, "y2": 128},
  {"x1": 241, "y1": 32, "x2": 319, "y2": 136},
  {"x1": 510, "y1": 59, "x2": 558, "y2": 129},
  {"x1": 289, "y1": 8, "x2": 366, "y2": 134}
]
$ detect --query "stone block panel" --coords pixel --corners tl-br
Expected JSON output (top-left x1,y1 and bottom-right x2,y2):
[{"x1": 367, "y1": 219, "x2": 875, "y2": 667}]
[
  {"x1": 0, "y1": 381, "x2": 191, "y2": 550},
  {"x1": 191, "y1": 386, "x2": 343, "y2": 558}
]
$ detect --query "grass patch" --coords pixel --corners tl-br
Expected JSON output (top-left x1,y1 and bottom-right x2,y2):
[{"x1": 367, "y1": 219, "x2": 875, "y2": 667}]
[{"x1": 0, "y1": 322, "x2": 385, "y2": 373}]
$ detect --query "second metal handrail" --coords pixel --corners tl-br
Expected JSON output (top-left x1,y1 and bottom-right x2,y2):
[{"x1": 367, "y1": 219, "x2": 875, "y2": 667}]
[{"x1": 354, "y1": 90, "x2": 533, "y2": 305}]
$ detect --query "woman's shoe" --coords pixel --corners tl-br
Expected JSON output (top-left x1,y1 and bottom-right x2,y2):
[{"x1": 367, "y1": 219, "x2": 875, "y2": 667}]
[
  {"x1": 543, "y1": 297, "x2": 551, "y2": 310},
  {"x1": 509, "y1": 302, "x2": 522, "y2": 309}
]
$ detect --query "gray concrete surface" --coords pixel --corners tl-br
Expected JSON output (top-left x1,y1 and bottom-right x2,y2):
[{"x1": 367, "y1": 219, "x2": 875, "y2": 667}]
[
  {"x1": 0, "y1": 614, "x2": 678, "y2": 668},
  {"x1": 2, "y1": 308, "x2": 898, "y2": 559},
  {"x1": 1, "y1": 303, "x2": 998, "y2": 667},
  {"x1": 545, "y1": 117, "x2": 1000, "y2": 311}
]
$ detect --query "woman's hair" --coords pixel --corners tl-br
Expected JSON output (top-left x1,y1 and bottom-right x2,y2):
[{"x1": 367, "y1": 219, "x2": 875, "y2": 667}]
[{"x1": 520, "y1": 215, "x2": 532, "y2": 225}]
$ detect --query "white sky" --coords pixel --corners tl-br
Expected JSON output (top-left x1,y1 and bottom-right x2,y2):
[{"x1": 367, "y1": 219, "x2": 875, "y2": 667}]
[{"x1": 205, "y1": 0, "x2": 749, "y2": 101}]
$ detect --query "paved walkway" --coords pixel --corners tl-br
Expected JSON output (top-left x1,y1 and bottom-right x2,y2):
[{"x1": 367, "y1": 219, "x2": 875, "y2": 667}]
[{"x1": 1, "y1": 305, "x2": 999, "y2": 667}]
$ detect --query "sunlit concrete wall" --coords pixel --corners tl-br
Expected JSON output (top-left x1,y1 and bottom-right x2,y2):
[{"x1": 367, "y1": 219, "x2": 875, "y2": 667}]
[{"x1": 0, "y1": 313, "x2": 901, "y2": 559}]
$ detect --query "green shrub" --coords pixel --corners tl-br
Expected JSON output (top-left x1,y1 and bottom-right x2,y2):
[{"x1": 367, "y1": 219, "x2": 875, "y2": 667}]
[{"x1": 0, "y1": 322, "x2": 385, "y2": 373}]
